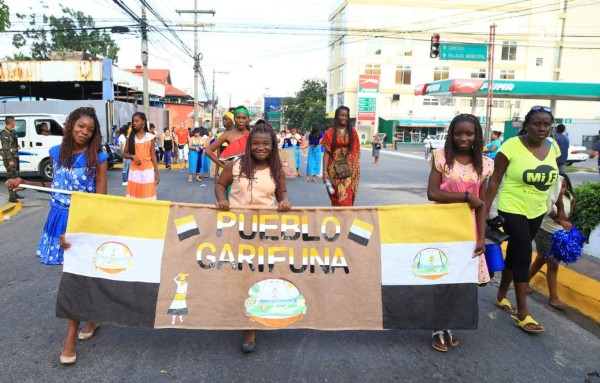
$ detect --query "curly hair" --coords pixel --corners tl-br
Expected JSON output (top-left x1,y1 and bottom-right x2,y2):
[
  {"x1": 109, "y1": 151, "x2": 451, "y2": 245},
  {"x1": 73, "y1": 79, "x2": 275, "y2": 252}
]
[
  {"x1": 58, "y1": 107, "x2": 102, "y2": 175},
  {"x1": 126, "y1": 112, "x2": 149, "y2": 156},
  {"x1": 331, "y1": 105, "x2": 354, "y2": 154},
  {"x1": 238, "y1": 120, "x2": 282, "y2": 203},
  {"x1": 443, "y1": 113, "x2": 485, "y2": 177}
]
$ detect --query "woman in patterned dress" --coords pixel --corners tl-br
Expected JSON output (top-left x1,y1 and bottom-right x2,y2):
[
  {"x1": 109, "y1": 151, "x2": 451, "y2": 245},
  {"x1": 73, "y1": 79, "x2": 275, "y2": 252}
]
[
  {"x1": 321, "y1": 106, "x2": 361, "y2": 206},
  {"x1": 124, "y1": 112, "x2": 159, "y2": 199},
  {"x1": 6, "y1": 107, "x2": 108, "y2": 364}
]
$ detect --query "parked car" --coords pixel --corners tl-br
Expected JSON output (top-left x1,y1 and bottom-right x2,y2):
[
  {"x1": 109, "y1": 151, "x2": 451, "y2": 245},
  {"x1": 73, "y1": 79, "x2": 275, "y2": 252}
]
[
  {"x1": 0, "y1": 113, "x2": 65, "y2": 181},
  {"x1": 102, "y1": 142, "x2": 123, "y2": 170},
  {"x1": 430, "y1": 133, "x2": 447, "y2": 150},
  {"x1": 566, "y1": 145, "x2": 589, "y2": 165}
]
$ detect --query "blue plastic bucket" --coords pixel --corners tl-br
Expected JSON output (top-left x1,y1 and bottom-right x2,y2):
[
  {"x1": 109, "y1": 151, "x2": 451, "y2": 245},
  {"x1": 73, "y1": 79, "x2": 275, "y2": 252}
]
[{"x1": 485, "y1": 243, "x2": 505, "y2": 272}]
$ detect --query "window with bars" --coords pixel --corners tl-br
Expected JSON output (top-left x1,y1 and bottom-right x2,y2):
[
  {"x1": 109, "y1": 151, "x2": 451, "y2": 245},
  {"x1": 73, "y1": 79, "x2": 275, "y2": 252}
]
[
  {"x1": 433, "y1": 66, "x2": 449, "y2": 81},
  {"x1": 423, "y1": 98, "x2": 439, "y2": 106},
  {"x1": 471, "y1": 69, "x2": 486, "y2": 79},
  {"x1": 395, "y1": 65, "x2": 411, "y2": 85},
  {"x1": 337, "y1": 93, "x2": 345, "y2": 106},
  {"x1": 501, "y1": 41, "x2": 517, "y2": 61},
  {"x1": 364, "y1": 64, "x2": 381, "y2": 75}
]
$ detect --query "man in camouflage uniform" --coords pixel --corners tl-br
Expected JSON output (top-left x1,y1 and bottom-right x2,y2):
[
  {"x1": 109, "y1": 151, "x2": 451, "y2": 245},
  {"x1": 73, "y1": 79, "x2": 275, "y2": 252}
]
[{"x1": 1, "y1": 116, "x2": 23, "y2": 203}]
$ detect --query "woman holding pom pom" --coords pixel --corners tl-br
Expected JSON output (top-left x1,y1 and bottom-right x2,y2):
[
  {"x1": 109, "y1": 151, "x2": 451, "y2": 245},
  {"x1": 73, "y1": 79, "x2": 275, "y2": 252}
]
[{"x1": 528, "y1": 173, "x2": 584, "y2": 310}]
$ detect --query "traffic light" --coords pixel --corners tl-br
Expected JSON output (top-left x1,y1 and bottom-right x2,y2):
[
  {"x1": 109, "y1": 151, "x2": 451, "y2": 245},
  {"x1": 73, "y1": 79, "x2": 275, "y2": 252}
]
[{"x1": 430, "y1": 33, "x2": 440, "y2": 58}]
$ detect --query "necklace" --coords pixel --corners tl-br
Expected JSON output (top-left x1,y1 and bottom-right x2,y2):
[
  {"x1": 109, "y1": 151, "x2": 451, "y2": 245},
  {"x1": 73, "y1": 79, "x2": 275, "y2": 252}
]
[{"x1": 72, "y1": 151, "x2": 85, "y2": 168}]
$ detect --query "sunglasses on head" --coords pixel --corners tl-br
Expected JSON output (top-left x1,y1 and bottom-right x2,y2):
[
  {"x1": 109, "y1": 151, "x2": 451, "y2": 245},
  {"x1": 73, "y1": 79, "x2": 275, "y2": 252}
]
[{"x1": 530, "y1": 105, "x2": 552, "y2": 113}]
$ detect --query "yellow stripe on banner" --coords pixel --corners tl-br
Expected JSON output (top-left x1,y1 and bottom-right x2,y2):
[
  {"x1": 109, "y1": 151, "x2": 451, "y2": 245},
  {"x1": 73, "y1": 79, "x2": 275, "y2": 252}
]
[
  {"x1": 378, "y1": 203, "x2": 475, "y2": 244},
  {"x1": 67, "y1": 192, "x2": 170, "y2": 239},
  {"x1": 352, "y1": 218, "x2": 374, "y2": 234},
  {"x1": 175, "y1": 215, "x2": 196, "y2": 228}
]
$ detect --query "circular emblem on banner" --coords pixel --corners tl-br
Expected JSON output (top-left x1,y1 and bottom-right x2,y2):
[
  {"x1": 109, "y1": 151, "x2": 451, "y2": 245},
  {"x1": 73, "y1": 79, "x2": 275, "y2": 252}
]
[
  {"x1": 412, "y1": 248, "x2": 449, "y2": 280},
  {"x1": 245, "y1": 278, "x2": 307, "y2": 328},
  {"x1": 94, "y1": 241, "x2": 133, "y2": 274}
]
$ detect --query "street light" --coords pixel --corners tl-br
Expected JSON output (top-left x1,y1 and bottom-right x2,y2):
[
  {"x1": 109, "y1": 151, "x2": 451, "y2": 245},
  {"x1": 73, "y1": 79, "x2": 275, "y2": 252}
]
[
  {"x1": 74, "y1": 83, "x2": 84, "y2": 100},
  {"x1": 20, "y1": 84, "x2": 32, "y2": 100}
]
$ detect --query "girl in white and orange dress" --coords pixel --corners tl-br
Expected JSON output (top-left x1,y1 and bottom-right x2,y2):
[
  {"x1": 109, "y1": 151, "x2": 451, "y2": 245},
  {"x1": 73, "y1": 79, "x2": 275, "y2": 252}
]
[
  {"x1": 124, "y1": 112, "x2": 159, "y2": 199},
  {"x1": 427, "y1": 113, "x2": 493, "y2": 352}
]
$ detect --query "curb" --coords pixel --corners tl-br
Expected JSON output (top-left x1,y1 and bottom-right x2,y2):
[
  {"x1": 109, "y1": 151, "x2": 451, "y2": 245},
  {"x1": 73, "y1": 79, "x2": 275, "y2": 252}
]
[
  {"x1": 0, "y1": 201, "x2": 22, "y2": 223},
  {"x1": 500, "y1": 243, "x2": 600, "y2": 323},
  {"x1": 530, "y1": 262, "x2": 600, "y2": 323}
]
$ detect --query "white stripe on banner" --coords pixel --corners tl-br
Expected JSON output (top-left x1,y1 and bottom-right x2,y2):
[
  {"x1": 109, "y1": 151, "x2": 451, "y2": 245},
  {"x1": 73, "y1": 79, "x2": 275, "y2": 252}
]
[
  {"x1": 63, "y1": 233, "x2": 164, "y2": 283},
  {"x1": 381, "y1": 241, "x2": 478, "y2": 286},
  {"x1": 176, "y1": 221, "x2": 198, "y2": 235}
]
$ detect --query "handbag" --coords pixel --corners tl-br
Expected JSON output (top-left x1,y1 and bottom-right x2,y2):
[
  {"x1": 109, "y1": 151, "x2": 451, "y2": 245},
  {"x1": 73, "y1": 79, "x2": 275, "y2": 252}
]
[
  {"x1": 485, "y1": 216, "x2": 510, "y2": 244},
  {"x1": 333, "y1": 158, "x2": 351, "y2": 179},
  {"x1": 374, "y1": 143, "x2": 382, "y2": 150},
  {"x1": 333, "y1": 146, "x2": 351, "y2": 179}
]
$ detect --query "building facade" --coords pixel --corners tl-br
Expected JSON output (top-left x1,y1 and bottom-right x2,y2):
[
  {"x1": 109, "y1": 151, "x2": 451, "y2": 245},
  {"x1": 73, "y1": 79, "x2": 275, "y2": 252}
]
[{"x1": 327, "y1": 0, "x2": 600, "y2": 144}]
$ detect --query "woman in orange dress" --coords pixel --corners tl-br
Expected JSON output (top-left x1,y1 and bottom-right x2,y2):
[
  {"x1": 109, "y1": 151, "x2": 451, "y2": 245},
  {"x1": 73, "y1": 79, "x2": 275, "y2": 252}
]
[
  {"x1": 321, "y1": 105, "x2": 361, "y2": 206},
  {"x1": 123, "y1": 112, "x2": 159, "y2": 199}
]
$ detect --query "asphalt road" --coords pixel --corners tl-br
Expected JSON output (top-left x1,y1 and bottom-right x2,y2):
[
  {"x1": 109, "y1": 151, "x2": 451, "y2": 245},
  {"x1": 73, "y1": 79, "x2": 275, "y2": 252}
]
[{"x1": 1, "y1": 150, "x2": 599, "y2": 383}]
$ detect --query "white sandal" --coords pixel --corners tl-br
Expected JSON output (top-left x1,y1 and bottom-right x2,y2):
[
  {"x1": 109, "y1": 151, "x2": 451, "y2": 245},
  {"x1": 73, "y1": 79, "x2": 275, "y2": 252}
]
[{"x1": 431, "y1": 330, "x2": 448, "y2": 352}]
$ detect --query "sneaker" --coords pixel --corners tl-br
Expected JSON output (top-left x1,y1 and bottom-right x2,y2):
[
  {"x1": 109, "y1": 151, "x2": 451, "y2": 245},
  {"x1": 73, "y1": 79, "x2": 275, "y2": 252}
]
[
  {"x1": 15, "y1": 193, "x2": 25, "y2": 199},
  {"x1": 122, "y1": 182, "x2": 128, "y2": 186},
  {"x1": 9, "y1": 195, "x2": 18, "y2": 203}
]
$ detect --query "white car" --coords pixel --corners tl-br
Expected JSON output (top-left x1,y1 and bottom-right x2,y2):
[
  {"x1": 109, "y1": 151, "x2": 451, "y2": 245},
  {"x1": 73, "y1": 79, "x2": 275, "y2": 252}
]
[
  {"x1": 430, "y1": 133, "x2": 447, "y2": 150},
  {"x1": 566, "y1": 145, "x2": 589, "y2": 165}
]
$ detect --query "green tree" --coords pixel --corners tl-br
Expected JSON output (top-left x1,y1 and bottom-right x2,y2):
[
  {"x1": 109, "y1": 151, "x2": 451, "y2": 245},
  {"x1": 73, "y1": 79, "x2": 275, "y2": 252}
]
[
  {"x1": 0, "y1": 0, "x2": 10, "y2": 32},
  {"x1": 12, "y1": 4, "x2": 119, "y2": 61},
  {"x1": 282, "y1": 78, "x2": 329, "y2": 132}
]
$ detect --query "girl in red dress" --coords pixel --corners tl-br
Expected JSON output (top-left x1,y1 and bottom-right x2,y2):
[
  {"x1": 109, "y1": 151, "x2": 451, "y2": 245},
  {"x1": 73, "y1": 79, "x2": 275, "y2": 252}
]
[{"x1": 321, "y1": 106, "x2": 361, "y2": 206}]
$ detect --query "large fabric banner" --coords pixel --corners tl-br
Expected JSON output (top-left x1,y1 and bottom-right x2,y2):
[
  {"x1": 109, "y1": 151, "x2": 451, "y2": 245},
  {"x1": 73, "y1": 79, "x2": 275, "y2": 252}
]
[{"x1": 57, "y1": 193, "x2": 479, "y2": 330}]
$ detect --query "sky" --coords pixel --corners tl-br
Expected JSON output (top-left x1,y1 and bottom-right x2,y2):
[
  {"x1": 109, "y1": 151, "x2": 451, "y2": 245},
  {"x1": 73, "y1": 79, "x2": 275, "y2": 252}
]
[{"x1": 2, "y1": 0, "x2": 337, "y2": 106}]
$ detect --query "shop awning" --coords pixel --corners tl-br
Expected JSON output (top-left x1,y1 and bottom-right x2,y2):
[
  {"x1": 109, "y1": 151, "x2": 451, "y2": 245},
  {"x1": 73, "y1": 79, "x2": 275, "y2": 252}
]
[{"x1": 414, "y1": 79, "x2": 600, "y2": 101}]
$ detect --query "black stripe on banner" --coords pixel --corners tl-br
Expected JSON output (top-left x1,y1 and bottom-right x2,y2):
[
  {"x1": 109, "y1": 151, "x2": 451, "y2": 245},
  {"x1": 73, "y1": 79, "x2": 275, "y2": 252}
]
[
  {"x1": 178, "y1": 228, "x2": 200, "y2": 241},
  {"x1": 56, "y1": 272, "x2": 159, "y2": 328},
  {"x1": 382, "y1": 283, "x2": 478, "y2": 330},
  {"x1": 348, "y1": 231, "x2": 369, "y2": 246}
]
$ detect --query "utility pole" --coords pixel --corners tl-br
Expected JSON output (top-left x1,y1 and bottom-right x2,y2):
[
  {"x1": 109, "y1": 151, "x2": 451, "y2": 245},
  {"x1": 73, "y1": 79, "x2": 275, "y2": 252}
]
[
  {"x1": 141, "y1": 3, "x2": 149, "y2": 119},
  {"x1": 176, "y1": 4, "x2": 215, "y2": 128},
  {"x1": 211, "y1": 69, "x2": 229, "y2": 130},
  {"x1": 485, "y1": 24, "x2": 496, "y2": 141}
]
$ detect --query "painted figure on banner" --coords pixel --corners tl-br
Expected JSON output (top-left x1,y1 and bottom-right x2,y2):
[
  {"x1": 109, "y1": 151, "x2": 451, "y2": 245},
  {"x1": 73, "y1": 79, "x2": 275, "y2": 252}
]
[
  {"x1": 5, "y1": 107, "x2": 108, "y2": 365},
  {"x1": 215, "y1": 119, "x2": 291, "y2": 353},
  {"x1": 168, "y1": 273, "x2": 190, "y2": 325},
  {"x1": 322, "y1": 106, "x2": 361, "y2": 206},
  {"x1": 427, "y1": 113, "x2": 493, "y2": 352}
]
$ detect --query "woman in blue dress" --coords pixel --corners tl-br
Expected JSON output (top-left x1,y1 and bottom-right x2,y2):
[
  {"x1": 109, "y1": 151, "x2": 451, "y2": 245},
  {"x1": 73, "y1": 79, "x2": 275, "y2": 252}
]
[
  {"x1": 306, "y1": 123, "x2": 324, "y2": 182},
  {"x1": 6, "y1": 107, "x2": 108, "y2": 364}
]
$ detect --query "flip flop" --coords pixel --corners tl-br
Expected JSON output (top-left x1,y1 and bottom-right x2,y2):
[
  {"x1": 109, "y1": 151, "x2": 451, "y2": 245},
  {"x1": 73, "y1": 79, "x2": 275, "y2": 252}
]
[
  {"x1": 514, "y1": 315, "x2": 545, "y2": 333},
  {"x1": 548, "y1": 300, "x2": 569, "y2": 310},
  {"x1": 431, "y1": 331, "x2": 448, "y2": 352},
  {"x1": 495, "y1": 298, "x2": 517, "y2": 315}
]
